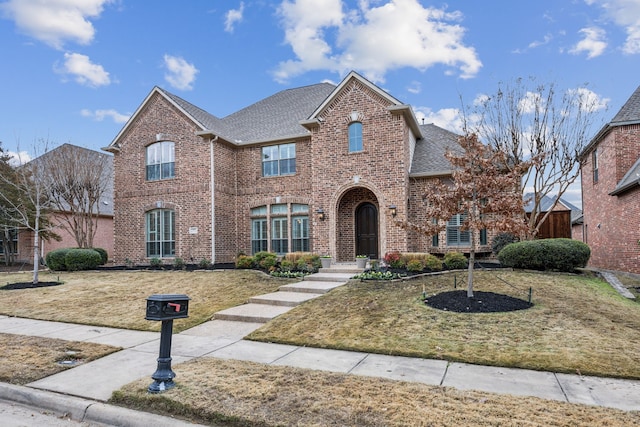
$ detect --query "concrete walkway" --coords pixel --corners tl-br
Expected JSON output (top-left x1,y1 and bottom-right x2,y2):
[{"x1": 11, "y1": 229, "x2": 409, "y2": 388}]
[{"x1": 1, "y1": 265, "x2": 639, "y2": 425}]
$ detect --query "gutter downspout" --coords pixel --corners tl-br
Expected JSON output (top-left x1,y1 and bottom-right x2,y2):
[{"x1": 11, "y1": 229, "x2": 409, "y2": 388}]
[{"x1": 210, "y1": 136, "x2": 218, "y2": 264}]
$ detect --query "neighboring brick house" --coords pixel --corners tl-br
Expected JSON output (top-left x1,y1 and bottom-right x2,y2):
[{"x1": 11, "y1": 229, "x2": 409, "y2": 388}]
[
  {"x1": 4, "y1": 144, "x2": 114, "y2": 265},
  {"x1": 579, "y1": 85, "x2": 640, "y2": 274},
  {"x1": 105, "y1": 71, "x2": 492, "y2": 265}
]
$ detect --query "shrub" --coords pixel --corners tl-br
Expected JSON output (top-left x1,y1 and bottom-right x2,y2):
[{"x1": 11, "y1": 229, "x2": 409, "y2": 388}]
[
  {"x1": 424, "y1": 254, "x2": 443, "y2": 271},
  {"x1": 236, "y1": 255, "x2": 254, "y2": 269},
  {"x1": 406, "y1": 259, "x2": 424, "y2": 272},
  {"x1": 280, "y1": 260, "x2": 294, "y2": 272},
  {"x1": 498, "y1": 238, "x2": 590, "y2": 272},
  {"x1": 492, "y1": 232, "x2": 520, "y2": 255},
  {"x1": 149, "y1": 257, "x2": 162, "y2": 267},
  {"x1": 254, "y1": 251, "x2": 278, "y2": 270},
  {"x1": 384, "y1": 251, "x2": 405, "y2": 269},
  {"x1": 198, "y1": 258, "x2": 212, "y2": 269},
  {"x1": 45, "y1": 248, "x2": 71, "y2": 271},
  {"x1": 174, "y1": 257, "x2": 185, "y2": 269},
  {"x1": 444, "y1": 252, "x2": 468, "y2": 270},
  {"x1": 91, "y1": 247, "x2": 108, "y2": 265},
  {"x1": 64, "y1": 248, "x2": 102, "y2": 271},
  {"x1": 296, "y1": 253, "x2": 320, "y2": 273}
]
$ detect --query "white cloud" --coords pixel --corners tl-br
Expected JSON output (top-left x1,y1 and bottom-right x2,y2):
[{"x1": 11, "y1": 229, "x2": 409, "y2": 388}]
[
  {"x1": 225, "y1": 2, "x2": 245, "y2": 33},
  {"x1": 57, "y1": 52, "x2": 111, "y2": 87},
  {"x1": 585, "y1": 0, "x2": 640, "y2": 54},
  {"x1": 414, "y1": 107, "x2": 465, "y2": 133},
  {"x1": 81, "y1": 108, "x2": 129, "y2": 123},
  {"x1": 528, "y1": 33, "x2": 553, "y2": 49},
  {"x1": 163, "y1": 54, "x2": 199, "y2": 91},
  {"x1": 274, "y1": 0, "x2": 481, "y2": 83},
  {"x1": 407, "y1": 81, "x2": 421, "y2": 94},
  {"x1": 6, "y1": 150, "x2": 32, "y2": 166},
  {"x1": 0, "y1": 0, "x2": 113, "y2": 49},
  {"x1": 567, "y1": 87, "x2": 610, "y2": 112},
  {"x1": 569, "y1": 27, "x2": 607, "y2": 58}
]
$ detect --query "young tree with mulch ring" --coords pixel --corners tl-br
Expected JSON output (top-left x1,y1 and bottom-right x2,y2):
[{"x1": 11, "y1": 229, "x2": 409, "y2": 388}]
[{"x1": 401, "y1": 134, "x2": 536, "y2": 298}]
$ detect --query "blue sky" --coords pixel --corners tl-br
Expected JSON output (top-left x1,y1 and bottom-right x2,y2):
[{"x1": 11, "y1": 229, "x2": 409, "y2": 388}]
[{"x1": 2, "y1": 0, "x2": 640, "y2": 206}]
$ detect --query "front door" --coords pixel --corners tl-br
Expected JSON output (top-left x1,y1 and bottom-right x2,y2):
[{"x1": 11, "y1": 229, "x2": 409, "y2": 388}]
[{"x1": 356, "y1": 203, "x2": 378, "y2": 259}]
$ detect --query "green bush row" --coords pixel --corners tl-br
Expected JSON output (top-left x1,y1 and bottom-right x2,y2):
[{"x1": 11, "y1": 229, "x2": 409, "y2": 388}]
[
  {"x1": 383, "y1": 251, "x2": 467, "y2": 271},
  {"x1": 236, "y1": 251, "x2": 321, "y2": 274},
  {"x1": 46, "y1": 247, "x2": 107, "y2": 271},
  {"x1": 497, "y1": 238, "x2": 590, "y2": 272}
]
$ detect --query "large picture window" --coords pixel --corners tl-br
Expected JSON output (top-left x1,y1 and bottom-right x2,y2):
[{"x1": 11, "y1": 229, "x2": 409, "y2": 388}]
[
  {"x1": 146, "y1": 209, "x2": 175, "y2": 257},
  {"x1": 348, "y1": 122, "x2": 363, "y2": 152},
  {"x1": 250, "y1": 204, "x2": 309, "y2": 255},
  {"x1": 262, "y1": 143, "x2": 296, "y2": 177},
  {"x1": 146, "y1": 141, "x2": 175, "y2": 181}
]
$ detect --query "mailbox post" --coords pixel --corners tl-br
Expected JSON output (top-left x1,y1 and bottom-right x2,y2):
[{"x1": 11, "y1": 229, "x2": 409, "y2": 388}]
[{"x1": 145, "y1": 294, "x2": 190, "y2": 393}]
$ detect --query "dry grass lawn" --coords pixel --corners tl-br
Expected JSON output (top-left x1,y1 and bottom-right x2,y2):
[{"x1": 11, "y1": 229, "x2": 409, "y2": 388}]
[
  {"x1": 111, "y1": 358, "x2": 640, "y2": 427},
  {"x1": 0, "y1": 270, "x2": 292, "y2": 332},
  {"x1": 0, "y1": 333, "x2": 119, "y2": 385},
  {"x1": 248, "y1": 270, "x2": 640, "y2": 379}
]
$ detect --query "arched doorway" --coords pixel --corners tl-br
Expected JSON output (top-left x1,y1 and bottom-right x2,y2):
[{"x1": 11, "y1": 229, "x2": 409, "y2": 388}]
[{"x1": 356, "y1": 202, "x2": 378, "y2": 259}]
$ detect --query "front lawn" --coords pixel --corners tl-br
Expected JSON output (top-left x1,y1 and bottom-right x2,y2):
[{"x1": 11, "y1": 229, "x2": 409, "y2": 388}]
[
  {"x1": 0, "y1": 270, "x2": 292, "y2": 332},
  {"x1": 248, "y1": 270, "x2": 640, "y2": 379}
]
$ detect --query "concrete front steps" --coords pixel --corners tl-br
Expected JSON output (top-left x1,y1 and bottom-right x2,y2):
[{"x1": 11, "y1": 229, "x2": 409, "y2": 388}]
[{"x1": 213, "y1": 264, "x2": 360, "y2": 323}]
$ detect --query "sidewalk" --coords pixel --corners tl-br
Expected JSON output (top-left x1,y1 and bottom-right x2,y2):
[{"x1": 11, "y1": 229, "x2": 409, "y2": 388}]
[{"x1": 0, "y1": 268, "x2": 639, "y2": 425}]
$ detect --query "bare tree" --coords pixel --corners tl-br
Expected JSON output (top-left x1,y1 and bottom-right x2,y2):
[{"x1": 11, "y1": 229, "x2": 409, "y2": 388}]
[
  {"x1": 40, "y1": 144, "x2": 112, "y2": 248},
  {"x1": 402, "y1": 134, "x2": 534, "y2": 297},
  {"x1": 471, "y1": 78, "x2": 604, "y2": 237},
  {"x1": 0, "y1": 141, "x2": 56, "y2": 283}
]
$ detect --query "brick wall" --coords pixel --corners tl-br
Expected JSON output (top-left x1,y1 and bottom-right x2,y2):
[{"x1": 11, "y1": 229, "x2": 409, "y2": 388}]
[
  {"x1": 581, "y1": 125, "x2": 640, "y2": 274},
  {"x1": 112, "y1": 93, "x2": 212, "y2": 265}
]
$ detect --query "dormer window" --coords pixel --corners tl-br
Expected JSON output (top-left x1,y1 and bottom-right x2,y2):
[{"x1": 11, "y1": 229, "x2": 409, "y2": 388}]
[
  {"x1": 348, "y1": 122, "x2": 363, "y2": 152},
  {"x1": 146, "y1": 141, "x2": 175, "y2": 181}
]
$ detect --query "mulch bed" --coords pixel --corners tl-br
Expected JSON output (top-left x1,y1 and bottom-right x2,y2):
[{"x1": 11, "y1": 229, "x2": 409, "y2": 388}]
[
  {"x1": 425, "y1": 290, "x2": 533, "y2": 313},
  {"x1": 0, "y1": 281, "x2": 63, "y2": 290}
]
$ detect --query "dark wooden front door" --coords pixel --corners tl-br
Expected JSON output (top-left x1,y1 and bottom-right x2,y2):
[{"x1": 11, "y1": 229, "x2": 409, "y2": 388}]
[{"x1": 356, "y1": 203, "x2": 378, "y2": 259}]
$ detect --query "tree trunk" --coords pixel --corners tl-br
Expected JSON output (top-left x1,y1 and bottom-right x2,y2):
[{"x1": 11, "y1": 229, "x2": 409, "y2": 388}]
[
  {"x1": 467, "y1": 229, "x2": 476, "y2": 298},
  {"x1": 32, "y1": 208, "x2": 39, "y2": 284}
]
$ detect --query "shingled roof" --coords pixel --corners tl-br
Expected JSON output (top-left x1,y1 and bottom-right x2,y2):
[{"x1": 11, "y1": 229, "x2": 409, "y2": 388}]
[
  {"x1": 611, "y1": 85, "x2": 640, "y2": 124},
  {"x1": 410, "y1": 124, "x2": 463, "y2": 176}
]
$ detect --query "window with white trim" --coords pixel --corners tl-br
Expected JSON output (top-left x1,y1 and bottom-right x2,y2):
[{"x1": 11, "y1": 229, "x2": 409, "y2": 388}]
[
  {"x1": 446, "y1": 213, "x2": 470, "y2": 246},
  {"x1": 146, "y1": 141, "x2": 175, "y2": 181},
  {"x1": 251, "y1": 206, "x2": 268, "y2": 254},
  {"x1": 348, "y1": 122, "x2": 363, "y2": 152},
  {"x1": 249, "y1": 203, "x2": 309, "y2": 255},
  {"x1": 262, "y1": 143, "x2": 296, "y2": 177},
  {"x1": 146, "y1": 209, "x2": 175, "y2": 257}
]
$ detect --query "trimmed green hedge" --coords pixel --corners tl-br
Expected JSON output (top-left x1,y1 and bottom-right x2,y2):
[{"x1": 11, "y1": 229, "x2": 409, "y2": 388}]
[
  {"x1": 91, "y1": 247, "x2": 108, "y2": 265},
  {"x1": 498, "y1": 238, "x2": 590, "y2": 272},
  {"x1": 64, "y1": 248, "x2": 103, "y2": 271},
  {"x1": 45, "y1": 248, "x2": 71, "y2": 271},
  {"x1": 46, "y1": 248, "x2": 104, "y2": 271}
]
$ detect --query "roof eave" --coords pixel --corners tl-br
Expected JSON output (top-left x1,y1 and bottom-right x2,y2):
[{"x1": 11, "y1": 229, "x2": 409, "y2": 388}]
[
  {"x1": 388, "y1": 105, "x2": 423, "y2": 138},
  {"x1": 609, "y1": 179, "x2": 640, "y2": 196},
  {"x1": 409, "y1": 170, "x2": 453, "y2": 178}
]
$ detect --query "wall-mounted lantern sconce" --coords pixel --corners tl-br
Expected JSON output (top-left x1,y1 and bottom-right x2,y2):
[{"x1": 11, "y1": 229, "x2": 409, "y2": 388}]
[
  {"x1": 317, "y1": 208, "x2": 325, "y2": 221},
  {"x1": 389, "y1": 205, "x2": 397, "y2": 217}
]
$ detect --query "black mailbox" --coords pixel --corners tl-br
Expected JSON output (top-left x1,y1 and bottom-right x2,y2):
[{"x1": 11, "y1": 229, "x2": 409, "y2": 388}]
[{"x1": 146, "y1": 294, "x2": 190, "y2": 321}]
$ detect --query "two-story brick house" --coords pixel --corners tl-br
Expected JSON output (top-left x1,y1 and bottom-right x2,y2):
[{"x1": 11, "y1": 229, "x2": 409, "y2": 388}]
[
  {"x1": 579, "y1": 85, "x2": 640, "y2": 274},
  {"x1": 105, "y1": 71, "x2": 489, "y2": 265}
]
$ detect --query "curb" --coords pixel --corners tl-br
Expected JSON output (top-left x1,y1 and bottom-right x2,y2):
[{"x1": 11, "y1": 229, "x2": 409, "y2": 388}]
[{"x1": 0, "y1": 382, "x2": 205, "y2": 426}]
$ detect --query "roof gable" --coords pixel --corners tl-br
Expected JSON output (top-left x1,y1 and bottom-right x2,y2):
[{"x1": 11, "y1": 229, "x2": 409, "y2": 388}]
[
  {"x1": 611, "y1": 85, "x2": 640, "y2": 124},
  {"x1": 410, "y1": 124, "x2": 462, "y2": 176}
]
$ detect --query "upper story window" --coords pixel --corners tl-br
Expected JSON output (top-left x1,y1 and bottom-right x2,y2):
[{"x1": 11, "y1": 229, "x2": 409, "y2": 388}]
[
  {"x1": 146, "y1": 141, "x2": 175, "y2": 181},
  {"x1": 592, "y1": 148, "x2": 599, "y2": 183},
  {"x1": 262, "y1": 143, "x2": 296, "y2": 177},
  {"x1": 348, "y1": 122, "x2": 363, "y2": 152}
]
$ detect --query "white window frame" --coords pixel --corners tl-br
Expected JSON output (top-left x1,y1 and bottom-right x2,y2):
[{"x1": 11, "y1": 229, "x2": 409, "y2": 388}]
[
  {"x1": 146, "y1": 209, "x2": 175, "y2": 257},
  {"x1": 262, "y1": 143, "x2": 296, "y2": 177},
  {"x1": 146, "y1": 141, "x2": 175, "y2": 181}
]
